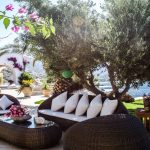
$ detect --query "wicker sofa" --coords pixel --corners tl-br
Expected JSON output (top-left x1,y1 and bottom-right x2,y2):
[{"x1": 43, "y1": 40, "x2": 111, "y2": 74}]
[{"x1": 38, "y1": 93, "x2": 129, "y2": 131}]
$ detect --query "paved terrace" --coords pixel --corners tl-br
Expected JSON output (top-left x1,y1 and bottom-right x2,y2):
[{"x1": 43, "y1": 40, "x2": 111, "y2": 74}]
[{"x1": 0, "y1": 88, "x2": 63, "y2": 150}]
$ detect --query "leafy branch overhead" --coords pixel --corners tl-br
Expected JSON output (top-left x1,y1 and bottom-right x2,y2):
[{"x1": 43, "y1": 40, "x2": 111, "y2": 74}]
[{"x1": 0, "y1": 4, "x2": 55, "y2": 38}]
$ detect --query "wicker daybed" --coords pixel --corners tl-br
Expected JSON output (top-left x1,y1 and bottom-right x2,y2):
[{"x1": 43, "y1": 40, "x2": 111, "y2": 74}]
[{"x1": 38, "y1": 93, "x2": 129, "y2": 131}]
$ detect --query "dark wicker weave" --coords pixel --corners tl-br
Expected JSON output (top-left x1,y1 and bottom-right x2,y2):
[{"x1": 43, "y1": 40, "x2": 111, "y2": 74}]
[
  {"x1": 63, "y1": 114, "x2": 150, "y2": 150},
  {"x1": 0, "y1": 117, "x2": 62, "y2": 149},
  {"x1": 38, "y1": 93, "x2": 129, "y2": 131},
  {"x1": 0, "y1": 94, "x2": 20, "y2": 108}
]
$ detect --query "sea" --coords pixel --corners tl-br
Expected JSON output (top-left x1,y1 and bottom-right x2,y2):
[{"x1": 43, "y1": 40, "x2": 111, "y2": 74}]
[
  {"x1": 99, "y1": 82, "x2": 150, "y2": 98},
  {"x1": 95, "y1": 69, "x2": 150, "y2": 98}
]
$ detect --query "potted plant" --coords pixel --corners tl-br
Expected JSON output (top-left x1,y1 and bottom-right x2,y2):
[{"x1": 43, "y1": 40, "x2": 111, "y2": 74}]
[
  {"x1": 18, "y1": 72, "x2": 34, "y2": 97},
  {"x1": 42, "y1": 81, "x2": 51, "y2": 97}
]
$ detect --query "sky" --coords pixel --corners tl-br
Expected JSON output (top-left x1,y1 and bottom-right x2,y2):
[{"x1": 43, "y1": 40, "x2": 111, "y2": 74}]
[
  {"x1": 0, "y1": 0, "x2": 20, "y2": 47},
  {"x1": 0, "y1": 0, "x2": 101, "y2": 48}
]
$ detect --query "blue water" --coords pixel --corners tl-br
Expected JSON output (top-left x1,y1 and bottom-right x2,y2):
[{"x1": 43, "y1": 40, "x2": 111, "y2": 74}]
[
  {"x1": 99, "y1": 82, "x2": 150, "y2": 98},
  {"x1": 128, "y1": 83, "x2": 150, "y2": 98}
]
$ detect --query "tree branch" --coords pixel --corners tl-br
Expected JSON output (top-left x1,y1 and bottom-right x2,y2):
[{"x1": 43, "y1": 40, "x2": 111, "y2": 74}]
[
  {"x1": 75, "y1": 70, "x2": 106, "y2": 97},
  {"x1": 106, "y1": 64, "x2": 119, "y2": 94},
  {"x1": 120, "y1": 79, "x2": 130, "y2": 96},
  {"x1": 0, "y1": 34, "x2": 12, "y2": 40}
]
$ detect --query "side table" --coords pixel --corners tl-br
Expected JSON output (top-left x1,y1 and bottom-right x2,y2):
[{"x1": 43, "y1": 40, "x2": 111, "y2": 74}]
[{"x1": 135, "y1": 108, "x2": 150, "y2": 133}]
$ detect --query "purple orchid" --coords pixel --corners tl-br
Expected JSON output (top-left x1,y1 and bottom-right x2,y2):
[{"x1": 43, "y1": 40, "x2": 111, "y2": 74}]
[{"x1": 8, "y1": 57, "x2": 17, "y2": 63}]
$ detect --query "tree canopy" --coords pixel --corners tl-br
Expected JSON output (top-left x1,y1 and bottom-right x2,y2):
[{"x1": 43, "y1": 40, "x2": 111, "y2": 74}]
[{"x1": 10, "y1": 0, "x2": 150, "y2": 100}]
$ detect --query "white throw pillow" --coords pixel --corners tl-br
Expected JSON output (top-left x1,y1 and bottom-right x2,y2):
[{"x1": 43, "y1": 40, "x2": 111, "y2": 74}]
[
  {"x1": 0, "y1": 95, "x2": 14, "y2": 110},
  {"x1": 64, "y1": 93, "x2": 79, "y2": 114},
  {"x1": 51, "y1": 92, "x2": 67, "y2": 111},
  {"x1": 87, "y1": 94, "x2": 102, "y2": 118},
  {"x1": 100, "y1": 99, "x2": 118, "y2": 116},
  {"x1": 75, "y1": 93, "x2": 89, "y2": 116}
]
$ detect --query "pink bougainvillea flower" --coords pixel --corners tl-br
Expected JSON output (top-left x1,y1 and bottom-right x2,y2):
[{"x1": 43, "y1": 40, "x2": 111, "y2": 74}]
[
  {"x1": 5, "y1": 4, "x2": 14, "y2": 11},
  {"x1": 11, "y1": 26, "x2": 20, "y2": 33},
  {"x1": 18, "y1": 7, "x2": 27, "y2": 13},
  {"x1": 23, "y1": 26, "x2": 29, "y2": 31},
  {"x1": 29, "y1": 12, "x2": 39, "y2": 20}
]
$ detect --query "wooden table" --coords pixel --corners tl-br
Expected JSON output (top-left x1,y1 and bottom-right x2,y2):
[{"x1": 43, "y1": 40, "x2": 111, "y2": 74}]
[{"x1": 136, "y1": 108, "x2": 150, "y2": 133}]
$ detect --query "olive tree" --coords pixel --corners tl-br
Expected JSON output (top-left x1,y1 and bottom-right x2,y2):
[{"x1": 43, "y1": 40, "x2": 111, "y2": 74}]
[{"x1": 12, "y1": 0, "x2": 150, "y2": 100}]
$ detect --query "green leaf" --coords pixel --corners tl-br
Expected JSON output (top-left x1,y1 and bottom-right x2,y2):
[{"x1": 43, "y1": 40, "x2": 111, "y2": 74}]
[
  {"x1": 13, "y1": 17, "x2": 21, "y2": 26},
  {"x1": 24, "y1": 21, "x2": 36, "y2": 36},
  {"x1": 0, "y1": 11, "x2": 5, "y2": 16},
  {"x1": 0, "y1": 15, "x2": 4, "y2": 20},
  {"x1": 3, "y1": 18, "x2": 10, "y2": 29},
  {"x1": 50, "y1": 26, "x2": 55, "y2": 34},
  {"x1": 50, "y1": 18, "x2": 53, "y2": 25},
  {"x1": 45, "y1": 29, "x2": 51, "y2": 39},
  {"x1": 42, "y1": 25, "x2": 48, "y2": 37},
  {"x1": 29, "y1": 25, "x2": 36, "y2": 36}
]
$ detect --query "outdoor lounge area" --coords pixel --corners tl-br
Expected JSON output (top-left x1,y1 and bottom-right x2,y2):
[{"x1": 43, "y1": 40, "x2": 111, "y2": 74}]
[
  {"x1": 0, "y1": 88, "x2": 149, "y2": 149},
  {"x1": 1, "y1": 0, "x2": 150, "y2": 149}
]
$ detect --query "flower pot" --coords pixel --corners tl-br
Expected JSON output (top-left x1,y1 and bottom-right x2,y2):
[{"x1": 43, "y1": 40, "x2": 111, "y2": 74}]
[
  {"x1": 22, "y1": 87, "x2": 32, "y2": 97},
  {"x1": 42, "y1": 89, "x2": 50, "y2": 97}
]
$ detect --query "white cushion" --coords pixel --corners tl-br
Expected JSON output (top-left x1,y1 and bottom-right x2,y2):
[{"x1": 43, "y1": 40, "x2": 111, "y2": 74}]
[
  {"x1": 64, "y1": 93, "x2": 79, "y2": 113},
  {"x1": 87, "y1": 94, "x2": 102, "y2": 118},
  {"x1": 51, "y1": 92, "x2": 67, "y2": 111},
  {"x1": 0, "y1": 95, "x2": 14, "y2": 110},
  {"x1": 100, "y1": 99, "x2": 118, "y2": 116},
  {"x1": 0, "y1": 110, "x2": 10, "y2": 115},
  {"x1": 75, "y1": 93, "x2": 89, "y2": 116},
  {"x1": 39, "y1": 109, "x2": 87, "y2": 122}
]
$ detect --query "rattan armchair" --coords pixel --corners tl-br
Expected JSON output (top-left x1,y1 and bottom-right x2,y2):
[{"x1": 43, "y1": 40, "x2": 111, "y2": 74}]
[{"x1": 64, "y1": 114, "x2": 150, "y2": 150}]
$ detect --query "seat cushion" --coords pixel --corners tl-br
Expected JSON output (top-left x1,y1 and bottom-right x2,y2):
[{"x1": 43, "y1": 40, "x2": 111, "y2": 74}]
[
  {"x1": 0, "y1": 110, "x2": 10, "y2": 115},
  {"x1": 39, "y1": 109, "x2": 87, "y2": 122}
]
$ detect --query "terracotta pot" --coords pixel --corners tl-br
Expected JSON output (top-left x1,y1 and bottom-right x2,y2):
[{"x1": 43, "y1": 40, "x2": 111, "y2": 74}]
[
  {"x1": 42, "y1": 89, "x2": 50, "y2": 97},
  {"x1": 22, "y1": 87, "x2": 32, "y2": 97}
]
